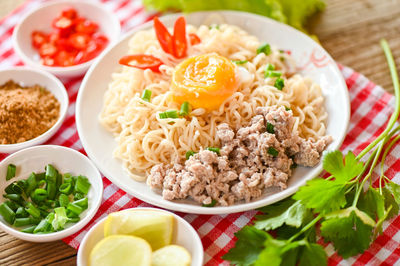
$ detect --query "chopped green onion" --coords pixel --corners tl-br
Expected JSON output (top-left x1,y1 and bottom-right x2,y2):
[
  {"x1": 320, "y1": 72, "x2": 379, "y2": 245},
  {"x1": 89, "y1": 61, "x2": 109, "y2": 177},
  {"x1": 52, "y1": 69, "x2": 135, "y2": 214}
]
[
  {"x1": 66, "y1": 209, "x2": 79, "y2": 218},
  {"x1": 68, "y1": 217, "x2": 80, "y2": 223},
  {"x1": 6, "y1": 164, "x2": 16, "y2": 181},
  {"x1": 179, "y1": 101, "x2": 191, "y2": 116},
  {"x1": 15, "y1": 207, "x2": 29, "y2": 218},
  {"x1": 33, "y1": 219, "x2": 49, "y2": 234},
  {"x1": 4, "y1": 194, "x2": 23, "y2": 205},
  {"x1": 185, "y1": 150, "x2": 197, "y2": 160},
  {"x1": 267, "y1": 147, "x2": 279, "y2": 157},
  {"x1": 285, "y1": 106, "x2": 291, "y2": 111},
  {"x1": 266, "y1": 64, "x2": 275, "y2": 71},
  {"x1": 274, "y1": 78, "x2": 284, "y2": 90},
  {"x1": 56, "y1": 173, "x2": 62, "y2": 190},
  {"x1": 202, "y1": 199, "x2": 217, "y2": 207},
  {"x1": 45, "y1": 164, "x2": 58, "y2": 184},
  {"x1": 165, "y1": 110, "x2": 179, "y2": 119},
  {"x1": 257, "y1": 43, "x2": 271, "y2": 55},
  {"x1": 4, "y1": 200, "x2": 19, "y2": 211},
  {"x1": 14, "y1": 217, "x2": 32, "y2": 227},
  {"x1": 158, "y1": 112, "x2": 167, "y2": 119},
  {"x1": 0, "y1": 203, "x2": 15, "y2": 224},
  {"x1": 74, "y1": 192, "x2": 85, "y2": 201},
  {"x1": 37, "y1": 180, "x2": 46, "y2": 188},
  {"x1": 33, "y1": 188, "x2": 48, "y2": 202},
  {"x1": 21, "y1": 225, "x2": 36, "y2": 233},
  {"x1": 291, "y1": 162, "x2": 298, "y2": 169},
  {"x1": 264, "y1": 70, "x2": 282, "y2": 78},
  {"x1": 141, "y1": 89, "x2": 152, "y2": 102},
  {"x1": 232, "y1": 60, "x2": 248, "y2": 65},
  {"x1": 5, "y1": 182, "x2": 23, "y2": 195},
  {"x1": 35, "y1": 172, "x2": 45, "y2": 182},
  {"x1": 73, "y1": 197, "x2": 88, "y2": 210},
  {"x1": 74, "y1": 176, "x2": 91, "y2": 195},
  {"x1": 59, "y1": 183, "x2": 72, "y2": 194},
  {"x1": 52, "y1": 207, "x2": 68, "y2": 231},
  {"x1": 209, "y1": 24, "x2": 220, "y2": 30},
  {"x1": 206, "y1": 147, "x2": 220, "y2": 155},
  {"x1": 67, "y1": 203, "x2": 84, "y2": 215},
  {"x1": 25, "y1": 203, "x2": 41, "y2": 219},
  {"x1": 266, "y1": 122, "x2": 275, "y2": 134},
  {"x1": 17, "y1": 180, "x2": 27, "y2": 191},
  {"x1": 58, "y1": 193, "x2": 70, "y2": 208},
  {"x1": 26, "y1": 173, "x2": 37, "y2": 195},
  {"x1": 46, "y1": 182, "x2": 56, "y2": 200}
]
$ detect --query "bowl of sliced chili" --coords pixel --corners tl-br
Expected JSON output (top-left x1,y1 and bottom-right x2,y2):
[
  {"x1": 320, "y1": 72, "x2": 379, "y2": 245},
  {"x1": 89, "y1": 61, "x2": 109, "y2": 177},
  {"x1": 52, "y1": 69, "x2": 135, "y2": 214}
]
[{"x1": 12, "y1": 0, "x2": 120, "y2": 78}]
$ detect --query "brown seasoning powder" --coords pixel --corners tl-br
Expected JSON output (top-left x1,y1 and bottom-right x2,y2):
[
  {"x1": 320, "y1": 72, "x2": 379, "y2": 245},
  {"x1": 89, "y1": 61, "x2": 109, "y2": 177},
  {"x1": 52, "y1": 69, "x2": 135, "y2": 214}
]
[{"x1": 0, "y1": 80, "x2": 60, "y2": 144}]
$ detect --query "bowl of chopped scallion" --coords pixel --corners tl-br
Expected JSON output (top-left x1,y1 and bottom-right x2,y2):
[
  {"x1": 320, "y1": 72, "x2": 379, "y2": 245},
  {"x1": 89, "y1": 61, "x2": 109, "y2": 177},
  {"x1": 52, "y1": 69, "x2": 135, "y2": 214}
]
[{"x1": 0, "y1": 145, "x2": 103, "y2": 242}]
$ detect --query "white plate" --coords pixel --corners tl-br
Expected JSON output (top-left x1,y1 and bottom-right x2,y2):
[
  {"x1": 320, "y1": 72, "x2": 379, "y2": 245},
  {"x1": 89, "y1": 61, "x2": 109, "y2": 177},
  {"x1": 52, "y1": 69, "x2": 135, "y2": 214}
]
[
  {"x1": 77, "y1": 207, "x2": 204, "y2": 266},
  {"x1": 0, "y1": 145, "x2": 103, "y2": 242},
  {"x1": 76, "y1": 11, "x2": 350, "y2": 214}
]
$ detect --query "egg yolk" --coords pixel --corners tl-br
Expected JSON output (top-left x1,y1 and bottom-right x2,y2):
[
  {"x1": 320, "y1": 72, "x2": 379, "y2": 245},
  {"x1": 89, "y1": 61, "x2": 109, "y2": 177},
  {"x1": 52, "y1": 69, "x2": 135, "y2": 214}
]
[{"x1": 171, "y1": 53, "x2": 236, "y2": 110}]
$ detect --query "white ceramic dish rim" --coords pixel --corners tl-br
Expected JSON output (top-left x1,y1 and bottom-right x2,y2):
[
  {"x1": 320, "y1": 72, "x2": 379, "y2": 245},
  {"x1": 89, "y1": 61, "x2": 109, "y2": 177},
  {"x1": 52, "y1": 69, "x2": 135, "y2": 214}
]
[
  {"x1": 77, "y1": 207, "x2": 204, "y2": 266},
  {"x1": 76, "y1": 11, "x2": 350, "y2": 214},
  {"x1": 0, "y1": 67, "x2": 68, "y2": 153},
  {"x1": 0, "y1": 145, "x2": 103, "y2": 242},
  {"x1": 12, "y1": 0, "x2": 121, "y2": 74}
]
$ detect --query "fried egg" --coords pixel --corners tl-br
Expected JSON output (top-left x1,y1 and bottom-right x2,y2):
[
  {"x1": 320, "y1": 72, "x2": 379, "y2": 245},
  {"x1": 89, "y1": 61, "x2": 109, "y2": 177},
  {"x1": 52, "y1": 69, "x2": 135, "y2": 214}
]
[{"x1": 171, "y1": 53, "x2": 237, "y2": 111}]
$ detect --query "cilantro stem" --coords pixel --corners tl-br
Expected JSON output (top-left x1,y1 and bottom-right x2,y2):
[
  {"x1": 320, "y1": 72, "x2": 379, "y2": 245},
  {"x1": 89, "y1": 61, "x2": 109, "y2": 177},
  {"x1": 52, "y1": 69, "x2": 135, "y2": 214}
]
[
  {"x1": 356, "y1": 40, "x2": 400, "y2": 160},
  {"x1": 288, "y1": 214, "x2": 322, "y2": 242}
]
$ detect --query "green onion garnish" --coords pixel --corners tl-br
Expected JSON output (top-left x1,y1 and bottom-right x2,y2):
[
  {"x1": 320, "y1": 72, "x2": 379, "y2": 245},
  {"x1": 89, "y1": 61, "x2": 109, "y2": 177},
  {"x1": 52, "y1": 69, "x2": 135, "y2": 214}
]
[
  {"x1": 141, "y1": 89, "x2": 152, "y2": 102},
  {"x1": 26, "y1": 203, "x2": 41, "y2": 219},
  {"x1": 67, "y1": 203, "x2": 84, "y2": 215},
  {"x1": 266, "y1": 64, "x2": 275, "y2": 71},
  {"x1": 206, "y1": 147, "x2": 220, "y2": 155},
  {"x1": 46, "y1": 182, "x2": 56, "y2": 200},
  {"x1": 179, "y1": 101, "x2": 191, "y2": 116},
  {"x1": 58, "y1": 194, "x2": 70, "y2": 208},
  {"x1": 202, "y1": 199, "x2": 217, "y2": 207},
  {"x1": 232, "y1": 60, "x2": 248, "y2": 65},
  {"x1": 74, "y1": 176, "x2": 91, "y2": 195},
  {"x1": 45, "y1": 165, "x2": 57, "y2": 184},
  {"x1": 185, "y1": 150, "x2": 197, "y2": 160},
  {"x1": 33, "y1": 188, "x2": 48, "y2": 202},
  {"x1": 265, "y1": 70, "x2": 282, "y2": 78},
  {"x1": 52, "y1": 207, "x2": 68, "y2": 231},
  {"x1": 257, "y1": 43, "x2": 271, "y2": 55},
  {"x1": 59, "y1": 183, "x2": 72, "y2": 194},
  {"x1": 274, "y1": 78, "x2": 284, "y2": 90},
  {"x1": 14, "y1": 217, "x2": 32, "y2": 227},
  {"x1": 0, "y1": 203, "x2": 15, "y2": 224},
  {"x1": 6, "y1": 164, "x2": 16, "y2": 181},
  {"x1": 266, "y1": 122, "x2": 275, "y2": 134},
  {"x1": 285, "y1": 106, "x2": 291, "y2": 111},
  {"x1": 209, "y1": 24, "x2": 220, "y2": 30},
  {"x1": 267, "y1": 147, "x2": 279, "y2": 157}
]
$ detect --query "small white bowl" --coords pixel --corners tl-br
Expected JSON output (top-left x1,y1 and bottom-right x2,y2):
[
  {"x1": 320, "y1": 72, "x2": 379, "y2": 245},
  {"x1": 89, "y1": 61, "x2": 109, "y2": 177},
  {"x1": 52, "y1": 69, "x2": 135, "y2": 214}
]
[
  {"x1": 0, "y1": 145, "x2": 103, "y2": 242},
  {"x1": 0, "y1": 67, "x2": 68, "y2": 154},
  {"x1": 12, "y1": 0, "x2": 121, "y2": 78},
  {"x1": 77, "y1": 207, "x2": 204, "y2": 266}
]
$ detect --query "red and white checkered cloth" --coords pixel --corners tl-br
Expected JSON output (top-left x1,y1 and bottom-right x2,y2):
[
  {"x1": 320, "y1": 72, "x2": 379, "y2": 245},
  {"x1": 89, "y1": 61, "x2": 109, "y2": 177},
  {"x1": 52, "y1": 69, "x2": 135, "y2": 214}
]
[{"x1": 1, "y1": 0, "x2": 400, "y2": 265}]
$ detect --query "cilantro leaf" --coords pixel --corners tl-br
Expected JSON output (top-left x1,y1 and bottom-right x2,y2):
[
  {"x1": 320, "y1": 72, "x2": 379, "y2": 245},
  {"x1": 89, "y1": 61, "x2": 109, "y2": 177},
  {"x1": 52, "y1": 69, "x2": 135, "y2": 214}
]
[
  {"x1": 222, "y1": 226, "x2": 268, "y2": 265},
  {"x1": 254, "y1": 236, "x2": 285, "y2": 266},
  {"x1": 358, "y1": 187, "x2": 385, "y2": 220},
  {"x1": 323, "y1": 150, "x2": 363, "y2": 182},
  {"x1": 255, "y1": 199, "x2": 311, "y2": 230},
  {"x1": 386, "y1": 181, "x2": 400, "y2": 204},
  {"x1": 321, "y1": 209, "x2": 374, "y2": 258},
  {"x1": 382, "y1": 187, "x2": 400, "y2": 220},
  {"x1": 293, "y1": 178, "x2": 348, "y2": 213},
  {"x1": 298, "y1": 243, "x2": 327, "y2": 266}
]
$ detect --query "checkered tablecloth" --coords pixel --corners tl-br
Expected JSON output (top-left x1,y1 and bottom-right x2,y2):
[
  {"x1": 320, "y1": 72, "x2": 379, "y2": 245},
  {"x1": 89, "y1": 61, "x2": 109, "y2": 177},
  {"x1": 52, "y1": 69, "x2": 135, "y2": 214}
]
[{"x1": 1, "y1": 0, "x2": 400, "y2": 265}]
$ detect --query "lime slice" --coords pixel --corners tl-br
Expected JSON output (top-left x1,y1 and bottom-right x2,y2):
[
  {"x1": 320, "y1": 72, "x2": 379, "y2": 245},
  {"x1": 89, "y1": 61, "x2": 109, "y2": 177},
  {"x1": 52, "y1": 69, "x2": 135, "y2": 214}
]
[
  {"x1": 152, "y1": 245, "x2": 192, "y2": 266},
  {"x1": 104, "y1": 210, "x2": 174, "y2": 250},
  {"x1": 89, "y1": 235, "x2": 151, "y2": 266}
]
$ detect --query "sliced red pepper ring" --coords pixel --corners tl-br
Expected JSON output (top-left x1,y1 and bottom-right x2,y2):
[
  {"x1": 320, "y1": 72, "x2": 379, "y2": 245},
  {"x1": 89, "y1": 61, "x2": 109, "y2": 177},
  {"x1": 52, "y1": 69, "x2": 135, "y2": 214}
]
[
  {"x1": 172, "y1": 16, "x2": 187, "y2": 58},
  {"x1": 188, "y1": 33, "x2": 201, "y2": 46},
  {"x1": 31, "y1": 31, "x2": 48, "y2": 49},
  {"x1": 119, "y1": 54, "x2": 163, "y2": 72},
  {"x1": 153, "y1": 17, "x2": 174, "y2": 55}
]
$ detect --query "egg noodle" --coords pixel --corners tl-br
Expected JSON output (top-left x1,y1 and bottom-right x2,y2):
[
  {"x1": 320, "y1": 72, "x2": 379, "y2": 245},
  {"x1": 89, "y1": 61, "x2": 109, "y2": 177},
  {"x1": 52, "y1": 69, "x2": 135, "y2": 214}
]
[{"x1": 99, "y1": 24, "x2": 328, "y2": 181}]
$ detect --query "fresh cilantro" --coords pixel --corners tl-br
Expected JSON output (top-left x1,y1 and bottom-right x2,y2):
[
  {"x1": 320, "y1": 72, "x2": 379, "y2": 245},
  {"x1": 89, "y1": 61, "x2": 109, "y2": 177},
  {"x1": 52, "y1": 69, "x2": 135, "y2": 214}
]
[
  {"x1": 298, "y1": 243, "x2": 327, "y2": 266},
  {"x1": 358, "y1": 187, "x2": 385, "y2": 220},
  {"x1": 323, "y1": 150, "x2": 364, "y2": 182},
  {"x1": 255, "y1": 199, "x2": 311, "y2": 230},
  {"x1": 222, "y1": 226, "x2": 268, "y2": 265},
  {"x1": 266, "y1": 122, "x2": 275, "y2": 134},
  {"x1": 385, "y1": 181, "x2": 400, "y2": 204},
  {"x1": 382, "y1": 187, "x2": 400, "y2": 219},
  {"x1": 321, "y1": 209, "x2": 374, "y2": 258},
  {"x1": 293, "y1": 178, "x2": 348, "y2": 213}
]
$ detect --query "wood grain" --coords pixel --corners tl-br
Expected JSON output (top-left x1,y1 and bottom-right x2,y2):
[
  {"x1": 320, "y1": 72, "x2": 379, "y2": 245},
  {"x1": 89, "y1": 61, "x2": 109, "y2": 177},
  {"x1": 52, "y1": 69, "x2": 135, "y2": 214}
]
[{"x1": 0, "y1": 0, "x2": 399, "y2": 265}]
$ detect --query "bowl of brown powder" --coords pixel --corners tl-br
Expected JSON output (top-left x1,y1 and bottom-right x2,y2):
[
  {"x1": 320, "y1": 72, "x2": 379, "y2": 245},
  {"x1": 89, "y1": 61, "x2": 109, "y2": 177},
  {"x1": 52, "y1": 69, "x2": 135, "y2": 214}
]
[{"x1": 0, "y1": 67, "x2": 68, "y2": 153}]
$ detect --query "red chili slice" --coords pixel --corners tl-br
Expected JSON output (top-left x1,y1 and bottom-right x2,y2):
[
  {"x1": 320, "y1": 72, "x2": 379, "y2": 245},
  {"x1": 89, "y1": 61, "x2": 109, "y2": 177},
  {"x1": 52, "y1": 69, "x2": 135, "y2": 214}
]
[
  {"x1": 39, "y1": 43, "x2": 57, "y2": 57},
  {"x1": 61, "y1": 8, "x2": 78, "y2": 19},
  {"x1": 75, "y1": 18, "x2": 99, "y2": 35},
  {"x1": 172, "y1": 16, "x2": 187, "y2": 58},
  {"x1": 119, "y1": 54, "x2": 163, "y2": 72},
  {"x1": 153, "y1": 17, "x2": 174, "y2": 55},
  {"x1": 53, "y1": 16, "x2": 73, "y2": 30},
  {"x1": 188, "y1": 33, "x2": 201, "y2": 46},
  {"x1": 31, "y1": 31, "x2": 48, "y2": 49},
  {"x1": 54, "y1": 51, "x2": 75, "y2": 66}
]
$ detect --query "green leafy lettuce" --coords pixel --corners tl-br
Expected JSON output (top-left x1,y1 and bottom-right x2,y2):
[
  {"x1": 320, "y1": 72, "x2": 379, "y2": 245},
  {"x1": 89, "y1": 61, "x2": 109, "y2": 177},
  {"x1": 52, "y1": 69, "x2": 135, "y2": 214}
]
[{"x1": 142, "y1": 0, "x2": 325, "y2": 32}]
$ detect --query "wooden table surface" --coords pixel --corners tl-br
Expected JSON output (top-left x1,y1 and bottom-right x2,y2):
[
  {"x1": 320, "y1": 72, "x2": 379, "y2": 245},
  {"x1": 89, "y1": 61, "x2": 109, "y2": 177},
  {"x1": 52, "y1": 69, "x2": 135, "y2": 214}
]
[{"x1": 1, "y1": 0, "x2": 400, "y2": 265}]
